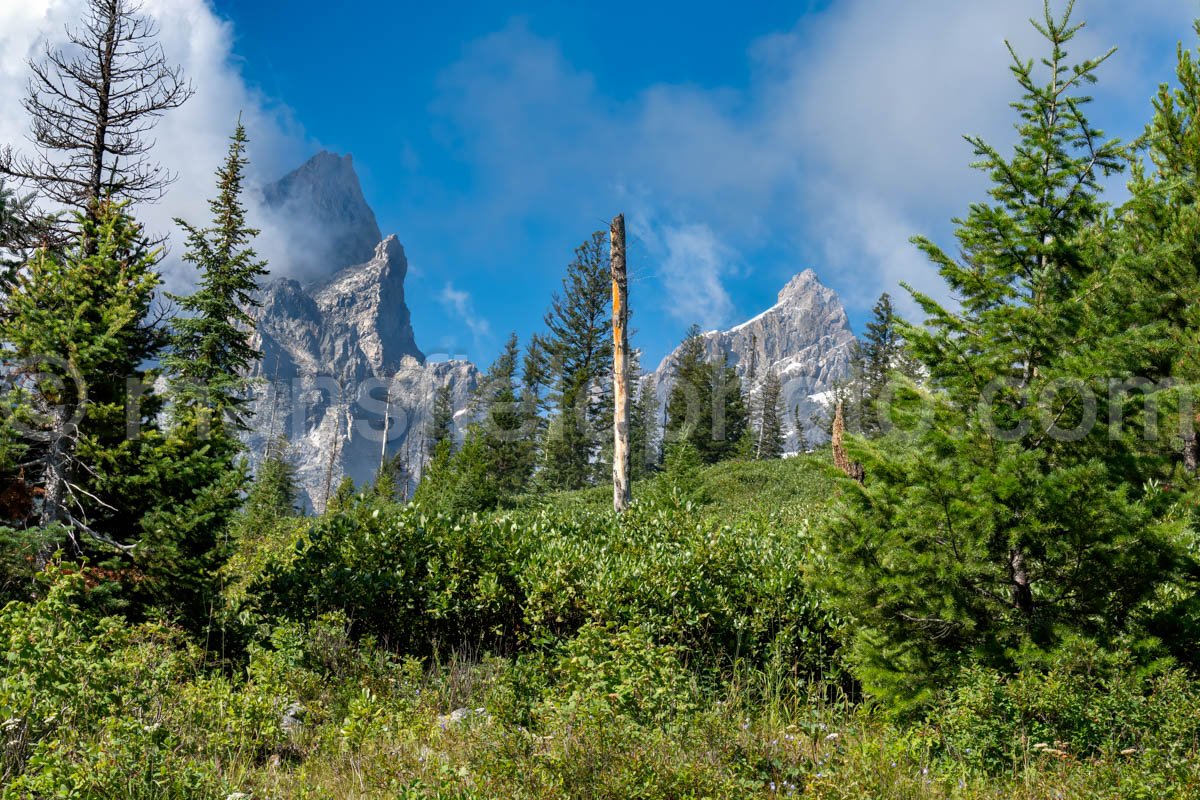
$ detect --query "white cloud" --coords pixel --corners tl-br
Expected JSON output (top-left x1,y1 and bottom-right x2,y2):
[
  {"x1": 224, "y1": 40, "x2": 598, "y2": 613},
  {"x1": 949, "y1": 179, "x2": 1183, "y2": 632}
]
[
  {"x1": 439, "y1": 282, "x2": 492, "y2": 346},
  {"x1": 0, "y1": 0, "x2": 307, "y2": 293},
  {"x1": 629, "y1": 209, "x2": 738, "y2": 328},
  {"x1": 432, "y1": 1, "x2": 1200, "y2": 326}
]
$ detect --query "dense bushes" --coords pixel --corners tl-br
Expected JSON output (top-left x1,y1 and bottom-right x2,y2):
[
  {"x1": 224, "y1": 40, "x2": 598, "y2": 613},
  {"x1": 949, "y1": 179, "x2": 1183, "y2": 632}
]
[
  {"x1": 931, "y1": 639, "x2": 1200, "y2": 774},
  {"x1": 226, "y1": 458, "x2": 840, "y2": 680}
]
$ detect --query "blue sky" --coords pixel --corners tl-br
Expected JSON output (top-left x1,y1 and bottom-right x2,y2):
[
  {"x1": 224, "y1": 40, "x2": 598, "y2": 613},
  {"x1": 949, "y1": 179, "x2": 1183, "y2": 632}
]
[{"x1": 4, "y1": 1, "x2": 1199, "y2": 369}]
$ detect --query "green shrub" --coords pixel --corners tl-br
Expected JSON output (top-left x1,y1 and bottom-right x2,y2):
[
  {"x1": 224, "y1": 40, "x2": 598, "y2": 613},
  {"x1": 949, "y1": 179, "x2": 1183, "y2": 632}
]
[
  {"x1": 0, "y1": 567, "x2": 230, "y2": 798},
  {"x1": 538, "y1": 622, "x2": 698, "y2": 726},
  {"x1": 931, "y1": 639, "x2": 1200, "y2": 773},
  {"x1": 225, "y1": 464, "x2": 842, "y2": 679}
]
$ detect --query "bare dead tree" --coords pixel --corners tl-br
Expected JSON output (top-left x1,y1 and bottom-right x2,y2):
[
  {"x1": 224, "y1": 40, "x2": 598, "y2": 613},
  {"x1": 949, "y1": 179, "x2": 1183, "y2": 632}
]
[
  {"x1": 610, "y1": 213, "x2": 631, "y2": 512},
  {"x1": 0, "y1": 0, "x2": 193, "y2": 216}
]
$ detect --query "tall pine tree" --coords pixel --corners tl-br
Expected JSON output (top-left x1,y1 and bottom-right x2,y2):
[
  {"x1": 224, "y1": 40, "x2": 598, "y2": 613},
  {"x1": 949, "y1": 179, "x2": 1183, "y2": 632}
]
[
  {"x1": 751, "y1": 368, "x2": 785, "y2": 460},
  {"x1": 541, "y1": 232, "x2": 612, "y2": 489},
  {"x1": 426, "y1": 384, "x2": 455, "y2": 459},
  {"x1": 1, "y1": 202, "x2": 161, "y2": 542},
  {"x1": 665, "y1": 325, "x2": 748, "y2": 464},
  {"x1": 166, "y1": 121, "x2": 267, "y2": 433},
  {"x1": 417, "y1": 335, "x2": 534, "y2": 512},
  {"x1": 820, "y1": 3, "x2": 1177, "y2": 709}
]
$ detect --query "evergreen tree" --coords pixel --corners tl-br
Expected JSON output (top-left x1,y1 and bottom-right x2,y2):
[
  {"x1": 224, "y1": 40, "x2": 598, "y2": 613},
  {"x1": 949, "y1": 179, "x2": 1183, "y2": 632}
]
[
  {"x1": 630, "y1": 373, "x2": 661, "y2": 478},
  {"x1": 419, "y1": 335, "x2": 534, "y2": 513},
  {"x1": 1109, "y1": 22, "x2": 1200, "y2": 473},
  {"x1": 370, "y1": 452, "x2": 411, "y2": 503},
  {"x1": 518, "y1": 333, "x2": 551, "y2": 473},
  {"x1": 0, "y1": 199, "x2": 252, "y2": 624},
  {"x1": 711, "y1": 356, "x2": 749, "y2": 463},
  {"x1": 475, "y1": 333, "x2": 535, "y2": 498},
  {"x1": 521, "y1": 333, "x2": 552, "y2": 415},
  {"x1": 820, "y1": 4, "x2": 1176, "y2": 709},
  {"x1": 665, "y1": 325, "x2": 747, "y2": 464},
  {"x1": 426, "y1": 384, "x2": 455, "y2": 459},
  {"x1": 1, "y1": 201, "x2": 161, "y2": 540},
  {"x1": 664, "y1": 324, "x2": 708, "y2": 457},
  {"x1": 240, "y1": 438, "x2": 298, "y2": 525},
  {"x1": 752, "y1": 368, "x2": 785, "y2": 460},
  {"x1": 165, "y1": 121, "x2": 267, "y2": 432},
  {"x1": 0, "y1": 180, "x2": 45, "y2": 290},
  {"x1": 853, "y1": 293, "x2": 914, "y2": 436},
  {"x1": 541, "y1": 232, "x2": 612, "y2": 489},
  {"x1": 793, "y1": 404, "x2": 810, "y2": 454}
]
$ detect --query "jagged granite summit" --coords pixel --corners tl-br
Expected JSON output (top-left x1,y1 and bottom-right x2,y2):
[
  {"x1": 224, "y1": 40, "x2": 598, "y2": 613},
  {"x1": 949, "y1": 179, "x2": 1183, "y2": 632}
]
[
  {"x1": 246, "y1": 154, "x2": 478, "y2": 508},
  {"x1": 645, "y1": 269, "x2": 856, "y2": 449},
  {"x1": 253, "y1": 236, "x2": 421, "y2": 385},
  {"x1": 261, "y1": 151, "x2": 383, "y2": 280}
]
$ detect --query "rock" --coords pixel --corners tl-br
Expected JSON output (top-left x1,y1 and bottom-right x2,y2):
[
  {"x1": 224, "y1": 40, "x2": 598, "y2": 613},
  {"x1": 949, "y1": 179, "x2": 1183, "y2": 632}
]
[
  {"x1": 261, "y1": 151, "x2": 382, "y2": 280},
  {"x1": 643, "y1": 269, "x2": 855, "y2": 450},
  {"x1": 281, "y1": 700, "x2": 305, "y2": 735},
  {"x1": 244, "y1": 232, "x2": 478, "y2": 508},
  {"x1": 436, "y1": 707, "x2": 488, "y2": 729}
]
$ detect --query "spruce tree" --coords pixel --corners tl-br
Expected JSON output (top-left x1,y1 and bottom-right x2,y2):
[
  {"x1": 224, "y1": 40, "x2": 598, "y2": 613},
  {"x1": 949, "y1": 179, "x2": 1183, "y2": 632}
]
[
  {"x1": 665, "y1": 326, "x2": 747, "y2": 464},
  {"x1": 518, "y1": 333, "x2": 551, "y2": 472},
  {"x1": 475, "y1": 333, "x2": 535, "y2": 497},
  {"x1": 240, "y1": 438, "x2": 298, "y2": 524},
  {"x1": 710, "y1": 355, "x2": 749, "y2": 463},
  {"x1": 541, "y1": 232, "x2": 612, "y2": 489},
  {"x1": 1110, "y1": 22, "x2": 1200, "y2": 473},
  {"x1": 664, "y1": 324, "x2": 708, "y2": 458},
  {"x1": 630, "y1": 374, "x2": 661, "y2": 478},
  {"x1": 426, "y1": 384, "x2": 455, "y2": 459},
  {"x1": 1, "y1": 201, "x2": 161, "y2": 541},
  {"x1": 0, "y1": 180, "x2": 44, "y2": 290},
  {"x1": 166, "y1": 121, "x2": 267, "y2": 432},
  {"x1": 419, "y1": 335, "x2": 534, "y2": 512},
  {"x1": 752, "y1": 368, "x2": 785, "y2": 460},
  {"x1": 820, "y1": 3, "x2": 1176, "y2": 709},
  {"x1": 856, "y1": 293, "x2": 913, "y2": 436}
]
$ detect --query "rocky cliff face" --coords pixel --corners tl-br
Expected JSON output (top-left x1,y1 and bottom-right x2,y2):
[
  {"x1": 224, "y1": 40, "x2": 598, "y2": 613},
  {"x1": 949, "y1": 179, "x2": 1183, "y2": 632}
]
[
  {"x1": 645, "y1": 269, "x2": 855, "y2": 449},
  {"x1": 246, "y1": 154, "x2": 478, "y2": 508}
]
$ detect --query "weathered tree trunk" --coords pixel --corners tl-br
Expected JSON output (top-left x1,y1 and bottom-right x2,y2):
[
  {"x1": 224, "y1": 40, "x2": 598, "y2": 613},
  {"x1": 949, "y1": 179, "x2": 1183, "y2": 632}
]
[
  {"x1": 831, "y1": 400, "x2": 864, "y2": 483},
  {"x1": 39, "y1": 405, "x2": 70, "y2": 528},
  {"x1": 380, "y1": 377, "x2": 393, "y2": 474},
  {"x1": 1185, "y1": 412, "x2": 1199, "y2": 474},
  {"x1": 35, "y1": 405, "x2": 72, "y2": 567},
  {"x1": 1010, "y1": 547, "x2": 1034, "y2": 617},
  {"x1": 320, "y1": 382, "x2": 345, "y2": 513},
  {"x1": 610, "y1": 213, "x2": 631, "y2": 512}
]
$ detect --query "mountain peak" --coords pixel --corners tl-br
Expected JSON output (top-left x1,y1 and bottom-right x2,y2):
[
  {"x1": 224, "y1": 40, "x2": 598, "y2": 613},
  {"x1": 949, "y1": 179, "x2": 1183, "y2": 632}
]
[
  {"x1": 647, "y1": 268, "x2": 856, "y2": 451},
  {"x1": 261, "y1": 151, "x2": 382, "y2": 279},
  {"x1": 777, "y1": 268, "x2": 822, "y2": 304}
]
